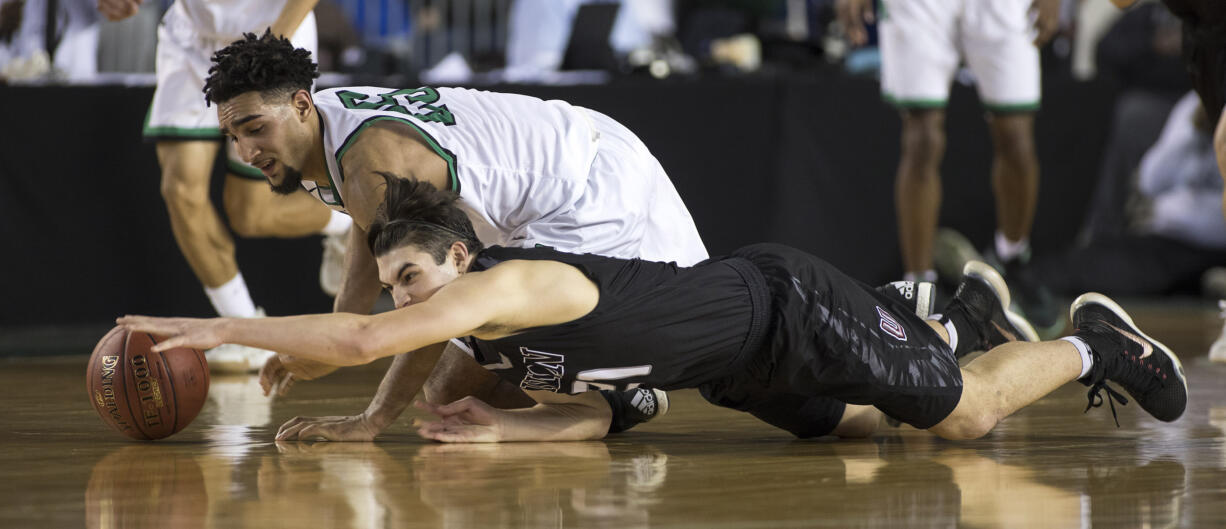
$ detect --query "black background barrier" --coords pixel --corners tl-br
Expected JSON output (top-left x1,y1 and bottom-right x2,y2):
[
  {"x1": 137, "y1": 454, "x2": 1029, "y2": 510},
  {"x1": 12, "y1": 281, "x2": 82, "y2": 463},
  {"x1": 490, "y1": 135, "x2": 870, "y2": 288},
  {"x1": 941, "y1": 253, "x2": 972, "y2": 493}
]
[{"x1": 0, "y1": 67, "x2": 1113, "y2": 327}]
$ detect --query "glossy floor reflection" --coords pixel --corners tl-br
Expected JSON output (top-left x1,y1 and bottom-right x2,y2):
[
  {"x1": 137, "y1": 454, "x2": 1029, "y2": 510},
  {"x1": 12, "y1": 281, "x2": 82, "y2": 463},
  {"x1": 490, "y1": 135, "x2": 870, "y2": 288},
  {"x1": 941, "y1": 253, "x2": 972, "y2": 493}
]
[{"x1": 3, "y1": 303, "x2": 1226, "y2": 528}]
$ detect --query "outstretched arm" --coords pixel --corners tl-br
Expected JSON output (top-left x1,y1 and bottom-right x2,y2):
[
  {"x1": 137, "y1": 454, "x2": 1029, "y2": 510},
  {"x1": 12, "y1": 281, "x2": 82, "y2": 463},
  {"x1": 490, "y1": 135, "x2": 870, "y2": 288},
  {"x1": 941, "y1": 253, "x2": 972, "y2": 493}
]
[{"x1": 120, "y1": 259, "x2": 600, "y2": 367}]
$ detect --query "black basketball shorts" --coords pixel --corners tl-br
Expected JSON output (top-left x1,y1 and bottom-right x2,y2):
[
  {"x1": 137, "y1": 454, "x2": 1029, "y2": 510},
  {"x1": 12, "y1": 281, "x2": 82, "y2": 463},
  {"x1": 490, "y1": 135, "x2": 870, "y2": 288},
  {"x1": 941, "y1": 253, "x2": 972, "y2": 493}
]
[{"x1": 702, "y1": 243, "x2": 964, "y2": 434}]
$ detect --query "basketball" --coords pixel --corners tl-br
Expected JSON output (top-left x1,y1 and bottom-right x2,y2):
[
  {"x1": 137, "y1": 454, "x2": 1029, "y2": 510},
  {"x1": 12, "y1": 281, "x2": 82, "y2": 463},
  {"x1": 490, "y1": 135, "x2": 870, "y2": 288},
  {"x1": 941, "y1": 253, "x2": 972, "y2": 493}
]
[{"x1": 86, "y1": 325, "x2": 210, "y2": 440}]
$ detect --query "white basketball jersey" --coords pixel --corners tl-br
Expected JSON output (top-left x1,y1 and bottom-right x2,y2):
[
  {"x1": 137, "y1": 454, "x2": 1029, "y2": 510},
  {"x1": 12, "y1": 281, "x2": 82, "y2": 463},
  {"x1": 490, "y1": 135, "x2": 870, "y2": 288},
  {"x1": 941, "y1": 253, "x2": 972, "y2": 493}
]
[
  {"x1": 176, "y1": 0, "x2": 290, "y2": 42},
  {"x1": 310, "y1": 86, "x2": 601, "y2": 247}
]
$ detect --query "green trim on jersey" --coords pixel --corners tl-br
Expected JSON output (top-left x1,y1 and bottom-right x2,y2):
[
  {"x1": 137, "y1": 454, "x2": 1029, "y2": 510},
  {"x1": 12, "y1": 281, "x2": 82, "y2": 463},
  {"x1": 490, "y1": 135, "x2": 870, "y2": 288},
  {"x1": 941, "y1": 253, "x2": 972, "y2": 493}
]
[
  {"x1": 982, "y1": 100, "x2": 1041, "y2": 114},
  {"x1": 883, "y1": 93, "x2": 947, "y2": 109},
  {"x1": 334, "y1": 115, "x2": 461, "y2": 194},
  {"x1": 142, "y1": 103, "x2": 223, "y2": 139},
  {"x1": 225, "y1": 159, "x2": 266, "y2": 180}
]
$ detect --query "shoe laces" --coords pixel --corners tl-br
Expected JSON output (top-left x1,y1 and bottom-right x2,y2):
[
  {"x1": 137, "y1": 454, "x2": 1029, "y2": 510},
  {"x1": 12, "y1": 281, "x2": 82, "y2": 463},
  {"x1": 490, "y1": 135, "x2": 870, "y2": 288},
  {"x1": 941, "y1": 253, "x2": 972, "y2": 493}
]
[{"x1": 1084, "y1": 370, "x2": 1129, "y2": 428}]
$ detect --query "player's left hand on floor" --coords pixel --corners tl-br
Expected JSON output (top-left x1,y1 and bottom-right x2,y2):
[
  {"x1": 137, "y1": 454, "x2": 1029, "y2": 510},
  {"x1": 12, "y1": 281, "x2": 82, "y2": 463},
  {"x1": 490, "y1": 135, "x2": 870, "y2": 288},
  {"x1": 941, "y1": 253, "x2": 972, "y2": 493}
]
[{"x1": 414, "y1": 397, "x2": 504, "y2": 443}]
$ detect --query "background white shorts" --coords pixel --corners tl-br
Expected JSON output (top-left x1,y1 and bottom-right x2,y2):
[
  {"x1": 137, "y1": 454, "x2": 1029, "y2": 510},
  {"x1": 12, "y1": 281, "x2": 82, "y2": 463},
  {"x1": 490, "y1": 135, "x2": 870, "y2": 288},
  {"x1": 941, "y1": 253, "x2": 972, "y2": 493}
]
[
  {"x1": 515, "y1": 108, "x2": 709, "y2": 266},
  {"x1": 143, "y1": 3, "x2": 317, "y2": 178},
  {"x1": 879, "y1": 0, "x2": 1040, "y2": 112}
]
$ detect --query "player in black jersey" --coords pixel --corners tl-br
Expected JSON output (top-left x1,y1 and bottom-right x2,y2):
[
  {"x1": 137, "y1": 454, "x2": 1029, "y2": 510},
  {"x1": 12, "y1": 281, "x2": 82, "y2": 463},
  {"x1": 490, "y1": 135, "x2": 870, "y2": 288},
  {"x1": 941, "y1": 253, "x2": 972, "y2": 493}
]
[{"x1": 120, "y1": 178, "x2": 1188, "y2": 442}]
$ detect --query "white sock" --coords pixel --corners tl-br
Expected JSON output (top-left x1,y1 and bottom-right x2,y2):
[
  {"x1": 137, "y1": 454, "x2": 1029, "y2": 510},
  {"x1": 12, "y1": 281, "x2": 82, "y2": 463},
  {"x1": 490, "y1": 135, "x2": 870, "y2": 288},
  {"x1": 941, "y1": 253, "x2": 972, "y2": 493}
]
[
  {"x1": 204, "y1": 272, "x2": 258, "y2": 318},
  {"x1": 1060, "y1": 336, "x2": 1095, "y2": 379},
  {"x1": 321, "y1": 210, "x2": 353, "y2": 237},
  {"x1": 994, "y1": 231, "x2": 1029, "y2": 262},
  {"x1": 903, "y1": 270, "x2": 937, "y2": 283}
]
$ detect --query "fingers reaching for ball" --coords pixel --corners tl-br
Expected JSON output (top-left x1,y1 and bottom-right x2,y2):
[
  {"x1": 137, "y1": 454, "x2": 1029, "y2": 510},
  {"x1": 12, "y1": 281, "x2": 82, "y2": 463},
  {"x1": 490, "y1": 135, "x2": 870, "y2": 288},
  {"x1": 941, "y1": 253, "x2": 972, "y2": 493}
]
[{"x1": 116, "y1": 315, "x2": 224, "y2": 352}]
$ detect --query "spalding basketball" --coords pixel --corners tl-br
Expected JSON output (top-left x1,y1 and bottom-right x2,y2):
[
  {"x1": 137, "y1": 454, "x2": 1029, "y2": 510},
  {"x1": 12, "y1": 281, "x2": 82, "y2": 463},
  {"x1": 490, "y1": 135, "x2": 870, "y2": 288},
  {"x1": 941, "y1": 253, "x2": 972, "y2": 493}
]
[{"x1": 86, "y1": 325, "x2": 209, "y2": 440}]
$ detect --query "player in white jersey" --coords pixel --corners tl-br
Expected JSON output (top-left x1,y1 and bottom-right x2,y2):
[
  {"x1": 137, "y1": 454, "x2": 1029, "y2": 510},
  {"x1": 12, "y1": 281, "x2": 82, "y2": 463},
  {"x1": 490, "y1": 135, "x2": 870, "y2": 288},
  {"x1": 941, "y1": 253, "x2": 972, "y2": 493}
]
[
  {"x1": 202, "y1": 32, "x2": 708, "y2": 438},
  {"x1": 97, "y1": 0, "x2": 352, "y2": 373},
  {"x1": 836, "y1": 0, "x2": 1063, "y2": 335}
]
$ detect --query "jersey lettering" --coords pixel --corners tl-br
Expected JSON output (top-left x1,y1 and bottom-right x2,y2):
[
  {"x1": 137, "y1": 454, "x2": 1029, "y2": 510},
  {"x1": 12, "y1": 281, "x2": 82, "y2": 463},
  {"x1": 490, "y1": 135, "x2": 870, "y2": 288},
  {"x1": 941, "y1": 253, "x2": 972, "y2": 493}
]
[
  {"x1": 519, "y1": 348, "x2": 565, "y2": 392},
  {"x1": 334, "y1": 87, "x2": 457, "y2": 126}
]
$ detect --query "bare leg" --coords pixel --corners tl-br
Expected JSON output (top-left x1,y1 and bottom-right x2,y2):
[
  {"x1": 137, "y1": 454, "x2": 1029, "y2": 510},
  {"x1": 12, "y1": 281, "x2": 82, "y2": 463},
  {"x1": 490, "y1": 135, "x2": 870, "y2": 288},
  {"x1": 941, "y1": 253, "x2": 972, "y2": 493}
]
[
  {"x1": 157, "y1": 141, "x2": 235, "y2": 288},
  {"x1": 928, "y1": 340, "x2": 1081, "y2": 440},
  {"x1": 896, "y1": 108, "x2": 947, "y2": 275},
  {"x1": 222, "y1": 175, "x2": 333, "y2": 238},
  {"x1": 986, "y1": 112, "x2": 1039, "y2": 242}
]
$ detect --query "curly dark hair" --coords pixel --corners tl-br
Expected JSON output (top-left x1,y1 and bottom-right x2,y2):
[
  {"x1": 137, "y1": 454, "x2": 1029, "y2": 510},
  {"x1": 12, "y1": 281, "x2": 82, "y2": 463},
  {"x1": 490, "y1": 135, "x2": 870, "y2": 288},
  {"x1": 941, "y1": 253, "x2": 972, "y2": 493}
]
[
  {"x1": 203, "y1": 29, "x2": 319, "y2": 105},
  {"x1": 367, "y1": 173, "x2": 484, "y2": 264}
]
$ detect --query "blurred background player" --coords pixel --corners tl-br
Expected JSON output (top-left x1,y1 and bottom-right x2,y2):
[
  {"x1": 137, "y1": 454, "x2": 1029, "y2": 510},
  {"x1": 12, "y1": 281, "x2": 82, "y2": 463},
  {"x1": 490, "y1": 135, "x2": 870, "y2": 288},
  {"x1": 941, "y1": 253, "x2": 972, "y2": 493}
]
[
  {"x1": 96, "y1": 0, "x2": 353, "y2": 373},
  {"x1": 1108, "y1": 0, "x2": 1226, "y2": 361},
  {"x1": 836, "y1": 0, "x2": 1063, "y2": 336}
]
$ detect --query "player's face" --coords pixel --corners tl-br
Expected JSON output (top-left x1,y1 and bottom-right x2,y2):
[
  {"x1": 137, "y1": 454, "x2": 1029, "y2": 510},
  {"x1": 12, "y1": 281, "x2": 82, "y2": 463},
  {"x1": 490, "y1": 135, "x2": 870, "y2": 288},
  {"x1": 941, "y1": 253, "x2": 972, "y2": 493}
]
[
  {"x1": 218, "y1": 91, "x2": 311, "y2": 195},
  {"x1": 376, "y1": 244, "x2": 465, "y2": 308}
]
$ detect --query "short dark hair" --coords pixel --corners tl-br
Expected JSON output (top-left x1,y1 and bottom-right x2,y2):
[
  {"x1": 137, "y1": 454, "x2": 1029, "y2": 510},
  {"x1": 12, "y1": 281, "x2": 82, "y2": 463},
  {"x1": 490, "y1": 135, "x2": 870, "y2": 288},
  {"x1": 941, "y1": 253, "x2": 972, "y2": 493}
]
[
  {"x1": 367, "y1": 174, "x2": 484, "y2": 264},
  {"x1": 203, "y1": 29, "x2": 319, "y2": 105}
]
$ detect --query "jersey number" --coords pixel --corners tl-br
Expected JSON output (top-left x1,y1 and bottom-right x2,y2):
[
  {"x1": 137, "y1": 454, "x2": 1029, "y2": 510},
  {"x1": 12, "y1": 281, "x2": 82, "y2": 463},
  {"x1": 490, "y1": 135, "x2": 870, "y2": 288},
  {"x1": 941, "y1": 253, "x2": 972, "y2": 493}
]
[{"x1": 335, "y1": 87, "x2": 456, "y2": 126}]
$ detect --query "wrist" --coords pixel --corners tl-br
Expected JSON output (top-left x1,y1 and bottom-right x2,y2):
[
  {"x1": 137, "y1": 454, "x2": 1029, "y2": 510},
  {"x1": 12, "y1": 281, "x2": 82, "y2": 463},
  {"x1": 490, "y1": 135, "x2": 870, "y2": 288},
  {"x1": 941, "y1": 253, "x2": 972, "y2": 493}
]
[
  {"x1": 362, "y1": 404, "x2": 395, "y2": 430},
  {"x1": 215, "y1": 317, "x2": 238, "y2": 344}
]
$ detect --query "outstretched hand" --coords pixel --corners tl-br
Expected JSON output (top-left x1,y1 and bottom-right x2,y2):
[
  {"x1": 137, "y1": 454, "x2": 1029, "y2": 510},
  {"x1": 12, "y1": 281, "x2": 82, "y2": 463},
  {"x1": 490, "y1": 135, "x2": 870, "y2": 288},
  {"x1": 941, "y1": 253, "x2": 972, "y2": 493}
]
[
  {"x1": 117, "y1": 315, "x2": 224, "y2": 352},
  {"x1": 259, "y1": 354, "x2": 339, "y2": 397},
  {"x1": 415, "y1": 397, "x2": 506, "y2": 443}
]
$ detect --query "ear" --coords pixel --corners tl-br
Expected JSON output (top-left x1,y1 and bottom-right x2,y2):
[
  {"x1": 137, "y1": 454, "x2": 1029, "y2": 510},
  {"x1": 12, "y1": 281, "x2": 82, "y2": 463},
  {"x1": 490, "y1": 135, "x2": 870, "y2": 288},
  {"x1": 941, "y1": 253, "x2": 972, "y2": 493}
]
[
  {"x1": 291, "y1": 89, "x2": 313, "y2": 121},
  {"x1": 450, "y1": 241, "x2": 471, "y2": 271}
]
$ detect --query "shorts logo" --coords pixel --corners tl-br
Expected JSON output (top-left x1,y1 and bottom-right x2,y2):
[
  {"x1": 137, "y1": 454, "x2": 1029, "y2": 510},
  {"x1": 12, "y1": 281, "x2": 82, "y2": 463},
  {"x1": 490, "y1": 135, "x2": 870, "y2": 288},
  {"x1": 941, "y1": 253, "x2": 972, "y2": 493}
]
[{"x1": 877, "y1": 306, "x2": 907, "y2": 341}]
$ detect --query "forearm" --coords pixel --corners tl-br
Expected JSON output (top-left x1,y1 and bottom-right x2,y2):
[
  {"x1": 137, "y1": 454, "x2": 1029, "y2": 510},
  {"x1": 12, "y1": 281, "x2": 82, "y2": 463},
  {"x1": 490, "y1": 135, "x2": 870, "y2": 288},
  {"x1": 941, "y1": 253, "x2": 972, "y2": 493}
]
[
  {"x1": 497, "y1": 392, "x2": 612, "y2": 442},
  {"x1": 269, "y1": 0, "x2": 319, "y2": 38},
  {"x1": 334, "y1": 226, "x2": 382, "y2": 315},
  {"x1": 364, "y1": 344, "x2": 446, "y2": 429},
  {"x1": 221, "y1": 313, "x2": 371, "y2": 366}
]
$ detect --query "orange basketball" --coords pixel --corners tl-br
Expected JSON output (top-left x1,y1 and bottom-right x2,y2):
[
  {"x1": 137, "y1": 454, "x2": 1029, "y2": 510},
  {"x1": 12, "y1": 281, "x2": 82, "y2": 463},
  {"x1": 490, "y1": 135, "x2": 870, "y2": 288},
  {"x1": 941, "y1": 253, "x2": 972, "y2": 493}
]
[{"x1": 86, "y1": 325, "x2": 210, "y2": 440}]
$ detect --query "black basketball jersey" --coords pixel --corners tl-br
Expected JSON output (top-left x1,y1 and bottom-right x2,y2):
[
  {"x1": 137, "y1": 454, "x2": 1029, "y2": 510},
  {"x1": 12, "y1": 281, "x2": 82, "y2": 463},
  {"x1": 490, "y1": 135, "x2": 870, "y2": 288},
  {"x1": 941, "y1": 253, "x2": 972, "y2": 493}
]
[{"x1": 459, "y1": 246, "x2": 770, "y2": 394}]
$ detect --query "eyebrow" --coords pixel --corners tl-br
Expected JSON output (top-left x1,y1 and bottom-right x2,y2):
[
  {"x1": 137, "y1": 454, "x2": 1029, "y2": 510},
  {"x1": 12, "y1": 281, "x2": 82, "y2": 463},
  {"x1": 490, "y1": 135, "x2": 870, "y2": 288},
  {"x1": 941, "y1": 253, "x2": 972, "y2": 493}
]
[
  {"x1": 396, "y1": 262, "x2": 417, "y2": 280},
  {"x1": 220, "y1": 114, "x2": 262, "y2": 136},
  {"x1": 382, "y1": 262, "x2": 417, "y2": 288}
]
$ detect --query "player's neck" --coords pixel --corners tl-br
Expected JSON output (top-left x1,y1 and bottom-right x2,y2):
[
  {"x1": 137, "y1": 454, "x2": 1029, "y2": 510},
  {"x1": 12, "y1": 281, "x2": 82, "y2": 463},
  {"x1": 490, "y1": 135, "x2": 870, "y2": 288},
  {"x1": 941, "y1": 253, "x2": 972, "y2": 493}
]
[{"x1": 302, "y1": 118, "x2": 329, "y2": 186}]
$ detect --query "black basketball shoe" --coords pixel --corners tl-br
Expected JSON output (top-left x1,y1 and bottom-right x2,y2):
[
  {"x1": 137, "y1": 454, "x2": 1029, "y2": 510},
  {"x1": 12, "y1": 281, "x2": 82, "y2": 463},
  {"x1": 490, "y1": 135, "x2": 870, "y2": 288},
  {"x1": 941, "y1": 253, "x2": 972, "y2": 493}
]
[
  {"x1": 1070, "y1": 293, "x2": 1187, "y2": 424},
  {"x1": 941, "y1": 261, "x2": 1039, "y2": 359},
  {"x1": 876, "y1": 280, "x2": 937, "y2": 319},
  {"x1": 602, "y1": 387, "x2": 670, "y2": 434}
]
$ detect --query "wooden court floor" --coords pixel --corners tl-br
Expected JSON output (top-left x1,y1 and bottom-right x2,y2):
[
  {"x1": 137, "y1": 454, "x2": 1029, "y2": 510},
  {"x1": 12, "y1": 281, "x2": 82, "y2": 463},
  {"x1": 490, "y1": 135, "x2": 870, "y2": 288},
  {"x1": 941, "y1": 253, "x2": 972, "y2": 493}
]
[{"x1": 3, "y1": 303, "x2": 1225, "y2": 528}]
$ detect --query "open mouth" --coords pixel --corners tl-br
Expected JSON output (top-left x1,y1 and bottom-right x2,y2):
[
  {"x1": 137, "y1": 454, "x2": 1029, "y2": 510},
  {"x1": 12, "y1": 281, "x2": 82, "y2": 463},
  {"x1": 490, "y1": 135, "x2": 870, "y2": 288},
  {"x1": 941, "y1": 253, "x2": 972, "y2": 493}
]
[{"x1": 256, "y1": 159, "x2": 276, "y2": 174}]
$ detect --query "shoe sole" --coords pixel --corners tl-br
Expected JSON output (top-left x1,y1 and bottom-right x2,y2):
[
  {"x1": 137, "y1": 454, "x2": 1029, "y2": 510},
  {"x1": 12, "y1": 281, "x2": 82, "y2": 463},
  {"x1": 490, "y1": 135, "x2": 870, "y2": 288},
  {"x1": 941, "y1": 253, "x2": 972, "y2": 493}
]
[
  {"x1": 915, "y1": 282, "x2": 935, "y2": 320},
  {"x1": 652, "y1": 388, "x2": 670, "y2": 417},
  {"x1": 962, "y1": 260, "x2": 1040, "y2": 342},
  {"x1": 1070, "y1": 292, "x2": 1187, "y2": 393}
]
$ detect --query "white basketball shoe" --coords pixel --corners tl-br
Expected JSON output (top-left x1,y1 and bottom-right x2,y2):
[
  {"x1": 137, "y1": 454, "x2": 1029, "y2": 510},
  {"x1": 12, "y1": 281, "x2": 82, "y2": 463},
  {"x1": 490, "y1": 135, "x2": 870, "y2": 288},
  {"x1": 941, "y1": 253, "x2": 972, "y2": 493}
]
[{"x1": 204, "y1": 308, "x2": 277, "y2": 374}]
